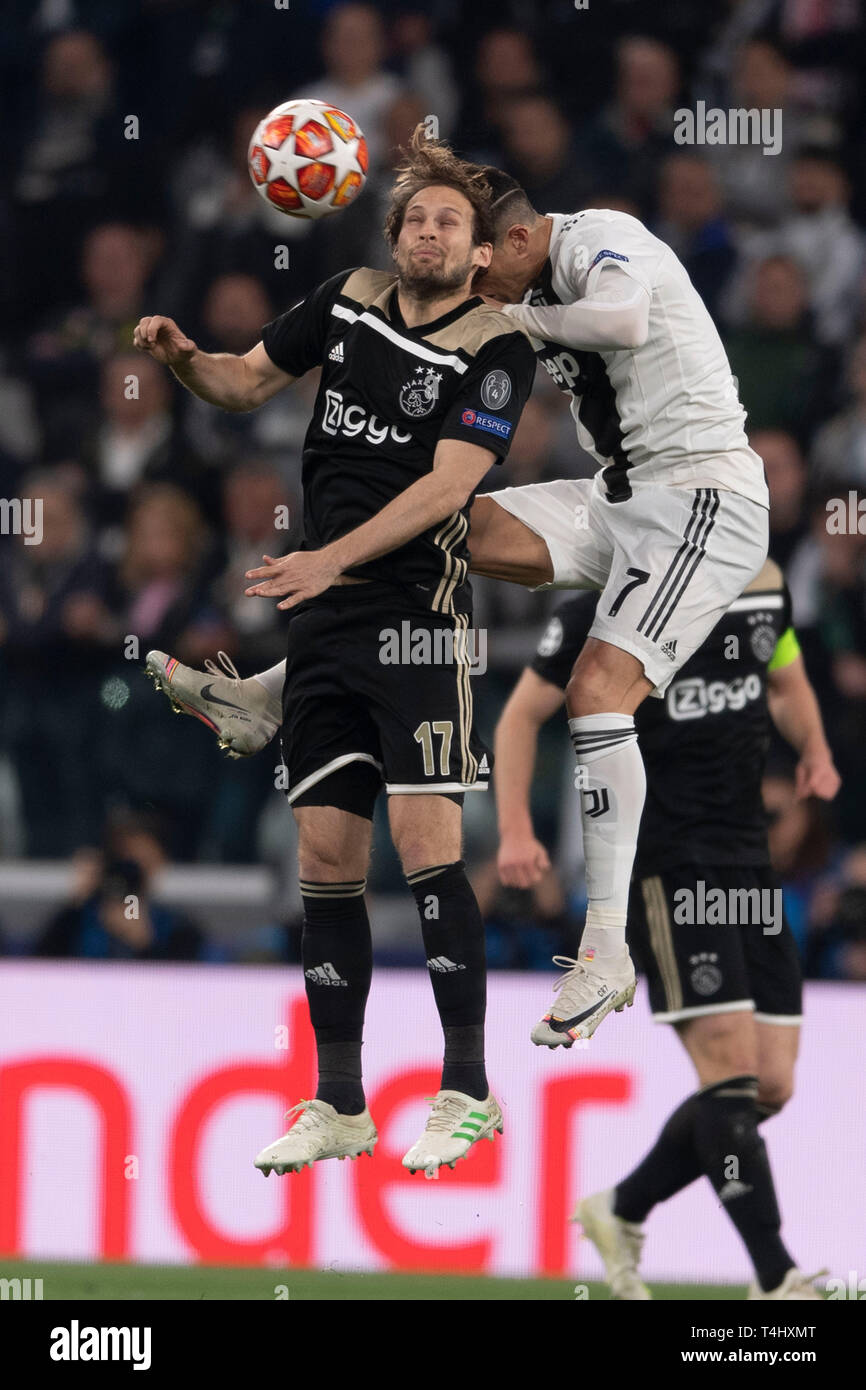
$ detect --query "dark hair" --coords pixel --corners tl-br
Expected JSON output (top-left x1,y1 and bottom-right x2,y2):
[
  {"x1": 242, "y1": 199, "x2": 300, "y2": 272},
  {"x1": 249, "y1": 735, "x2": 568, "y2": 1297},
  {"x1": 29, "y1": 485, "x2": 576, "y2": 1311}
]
[
  {"x1": 480, "y1": 166, "x2": 539, "y2": 241},
  {"x1": 384, "y1": 126, "x2": 495, "y2": 249}
]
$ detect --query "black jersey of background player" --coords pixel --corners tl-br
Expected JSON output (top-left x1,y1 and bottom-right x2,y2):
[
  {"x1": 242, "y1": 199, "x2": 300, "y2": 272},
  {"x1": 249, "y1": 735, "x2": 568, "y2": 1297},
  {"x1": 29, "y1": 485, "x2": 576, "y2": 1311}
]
[
  {"x1": 531, "y1": 560, "x2": 795, "y2": 872},
  {"x1": 261, "y1": 267, "x2": 536, "y2": 616}
]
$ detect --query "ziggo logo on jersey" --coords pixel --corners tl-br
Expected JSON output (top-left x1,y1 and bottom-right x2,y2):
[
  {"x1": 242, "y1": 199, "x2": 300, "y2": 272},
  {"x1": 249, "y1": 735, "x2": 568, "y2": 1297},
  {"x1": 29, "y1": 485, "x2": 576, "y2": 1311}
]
[
  {"x1": 667, "y1": 674, "x2": 762, "y2": 720},
  {"x1": 322, "y1": 389, "x2": 412, "y2": 445}
]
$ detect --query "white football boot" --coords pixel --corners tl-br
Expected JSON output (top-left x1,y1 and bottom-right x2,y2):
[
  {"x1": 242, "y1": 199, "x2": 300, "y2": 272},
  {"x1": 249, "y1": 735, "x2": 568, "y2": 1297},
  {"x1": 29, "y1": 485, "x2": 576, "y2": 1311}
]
[
  {"x1": 146, "y1": 649, "x2": 281, "y2": 758},
  {"x1": 747, "y1": 1268, "x2": 827, "y2": 1300},
  {"x1": 531, "y1": 950, "x2": 636, "y2": 1047},
  {"x1": 573, "y1": 1188, "x2": 651, "y2": 1300},
  {"x1": 254, "y1": 1100, "x2": 377, "y2": 1175},
  {"x1": 402, "y1": 1091, "x2": 503, "y2": 1178}
]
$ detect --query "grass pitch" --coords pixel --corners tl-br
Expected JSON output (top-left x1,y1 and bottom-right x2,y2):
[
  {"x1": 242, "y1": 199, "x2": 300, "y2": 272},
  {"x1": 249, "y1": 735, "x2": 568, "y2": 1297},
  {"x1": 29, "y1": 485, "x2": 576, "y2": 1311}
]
[{"x1": 2, "y1": 1260, "x2": 743, "y2": 1300}]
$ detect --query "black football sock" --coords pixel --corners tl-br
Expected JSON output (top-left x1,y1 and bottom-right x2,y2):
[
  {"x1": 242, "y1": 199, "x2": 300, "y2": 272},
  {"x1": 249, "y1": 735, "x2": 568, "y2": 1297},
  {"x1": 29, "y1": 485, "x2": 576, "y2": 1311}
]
[
  {"x1": 407, "y1": 861, "x2": 488, "y2": 1101},
  {"x1": 691, "y1": 1075, "x2": 794, "y2": 1293},
  {"x1": 614, "y1": 1084, "x2": 783, "y2": 1224},
  {"x1": 300, "y1": 879, "x2": 372, "y2": 1116},
  {"x1": 613, "y1": 1091, "x2": 704, "y2": 1223}
]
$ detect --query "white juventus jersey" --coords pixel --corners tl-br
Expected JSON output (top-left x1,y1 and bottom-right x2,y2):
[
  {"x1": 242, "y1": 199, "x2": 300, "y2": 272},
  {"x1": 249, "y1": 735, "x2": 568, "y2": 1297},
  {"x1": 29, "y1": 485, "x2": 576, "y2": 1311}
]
[{"x1": 521, "y1": 210, "x2": 769, "y2": 508}]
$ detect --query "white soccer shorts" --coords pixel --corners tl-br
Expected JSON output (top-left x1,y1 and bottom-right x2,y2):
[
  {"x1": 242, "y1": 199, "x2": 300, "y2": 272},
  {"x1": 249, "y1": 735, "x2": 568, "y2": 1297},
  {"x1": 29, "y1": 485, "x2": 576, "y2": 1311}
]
[{"x1": 489, "y1": 476, "x2": 769, "y2": 694}]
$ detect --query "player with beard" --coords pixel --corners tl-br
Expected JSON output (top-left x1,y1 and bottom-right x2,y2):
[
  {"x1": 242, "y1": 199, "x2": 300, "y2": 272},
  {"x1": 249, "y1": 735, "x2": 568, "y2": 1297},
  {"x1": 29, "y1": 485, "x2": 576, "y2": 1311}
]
[
  {"x1": 135, "y1": 132, "x2": 538, "y2": 1177},
  {"x1": 148, "y1": 167, "x2": 771, "y2": 1053}
]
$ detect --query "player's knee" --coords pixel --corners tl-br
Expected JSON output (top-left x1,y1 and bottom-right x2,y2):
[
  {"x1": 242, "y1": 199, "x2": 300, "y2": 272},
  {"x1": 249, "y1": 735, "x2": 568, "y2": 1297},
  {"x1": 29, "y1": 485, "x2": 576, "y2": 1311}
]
[
  {"x1": 565, "y1": 655, "x2": 611, "y2": 715},
  {"x1": 757, "y1": 1075, "x2": 794, "y2": 1115},
  {"x1": 390, "y1": 797, "x2": 462, "y2": 875},
  {"x1": 297, "y1": 831, "x2": 355, "y2": 882},
  {"x1": 394, "y1": 834, "x2": 450, "y2": 876},
  {"x1": 683, "y1": 1013, "x2": 756, "y2": 1078}
]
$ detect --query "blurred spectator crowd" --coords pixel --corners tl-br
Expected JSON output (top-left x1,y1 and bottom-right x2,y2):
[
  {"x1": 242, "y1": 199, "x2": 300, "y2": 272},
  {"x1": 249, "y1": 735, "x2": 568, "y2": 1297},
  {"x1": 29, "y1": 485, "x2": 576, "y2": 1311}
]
[{"x1": 1, "y1": 0, "x2": 866, "y2": 979}]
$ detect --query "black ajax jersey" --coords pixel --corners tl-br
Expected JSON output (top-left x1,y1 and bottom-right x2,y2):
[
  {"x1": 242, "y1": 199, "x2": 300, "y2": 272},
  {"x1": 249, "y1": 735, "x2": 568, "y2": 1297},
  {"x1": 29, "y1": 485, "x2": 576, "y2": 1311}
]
[
  {"x1": 531, "y1": 560, "x2": 796, "y2": 872},
  {"x1": 261, "y1": 268, "x2": 536, "y2": 615}
]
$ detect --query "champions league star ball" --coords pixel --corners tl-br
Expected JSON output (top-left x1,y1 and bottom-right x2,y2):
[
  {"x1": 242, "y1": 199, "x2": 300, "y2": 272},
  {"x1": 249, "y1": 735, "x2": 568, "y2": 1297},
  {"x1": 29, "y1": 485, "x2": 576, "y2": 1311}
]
[{"x1": 248, "y1": 99, "x2": 369, "y2": 219}]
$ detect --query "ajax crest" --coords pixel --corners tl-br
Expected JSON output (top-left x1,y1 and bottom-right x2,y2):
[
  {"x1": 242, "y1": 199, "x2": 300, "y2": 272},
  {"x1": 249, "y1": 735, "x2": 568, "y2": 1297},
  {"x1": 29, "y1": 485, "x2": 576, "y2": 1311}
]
[{"x1": 400, "y1": 365, "x2": 443, "y2": 418}]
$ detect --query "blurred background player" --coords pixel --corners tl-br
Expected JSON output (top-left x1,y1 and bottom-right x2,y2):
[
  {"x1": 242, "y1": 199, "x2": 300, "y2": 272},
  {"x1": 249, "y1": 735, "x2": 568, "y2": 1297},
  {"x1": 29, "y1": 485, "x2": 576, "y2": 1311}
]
[
  {"x1": 135, "y1": 133, "x2": 536, "y2": 1178},
  {"x1": 493, "y1": 559, "x2": 839, "y2": 1300}
]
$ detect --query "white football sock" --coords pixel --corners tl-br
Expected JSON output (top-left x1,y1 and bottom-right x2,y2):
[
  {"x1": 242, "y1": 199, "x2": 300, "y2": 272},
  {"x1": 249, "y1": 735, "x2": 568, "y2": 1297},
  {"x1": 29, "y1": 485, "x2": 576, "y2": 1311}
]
[
  {"x1": 568, "y1": 713, "x2": 646, "y2": 961},
  {"x1": 252, "y1": 661, "x2": 287, "y2": 699}
]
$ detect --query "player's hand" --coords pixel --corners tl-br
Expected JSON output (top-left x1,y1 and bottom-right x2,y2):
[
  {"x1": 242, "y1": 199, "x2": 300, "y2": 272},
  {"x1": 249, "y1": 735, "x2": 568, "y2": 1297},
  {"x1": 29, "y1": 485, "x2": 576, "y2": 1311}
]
[
  {"x1": 497, "y1": 832, "x2": 551, "y2": 889},
  {"x1": 244, "y1": 550, "x2": 341, "y2": 609},
  {"x1": 133, "y1": 315, "x2": 197, "y2": 366},
  {"x1": 795, "y1": 747, "x2": 841, "y2": 801}
]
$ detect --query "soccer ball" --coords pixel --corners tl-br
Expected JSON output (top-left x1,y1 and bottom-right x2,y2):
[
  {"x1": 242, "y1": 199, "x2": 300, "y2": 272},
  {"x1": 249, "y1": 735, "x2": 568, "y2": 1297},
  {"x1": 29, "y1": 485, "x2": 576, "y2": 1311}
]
[{"x1": 248, "y1": 99, "x2": 369, "y2": 219}]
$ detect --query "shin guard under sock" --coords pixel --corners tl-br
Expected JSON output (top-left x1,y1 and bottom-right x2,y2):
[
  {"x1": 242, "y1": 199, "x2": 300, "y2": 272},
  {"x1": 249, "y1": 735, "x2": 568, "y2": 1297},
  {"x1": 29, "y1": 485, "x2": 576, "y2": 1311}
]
[
  {"x1": 300, "y1": 879, "x2": 372, "y2": 1115},
  {"x1": 407, "y1": 861, "x2": 488, "y2": 1100}
]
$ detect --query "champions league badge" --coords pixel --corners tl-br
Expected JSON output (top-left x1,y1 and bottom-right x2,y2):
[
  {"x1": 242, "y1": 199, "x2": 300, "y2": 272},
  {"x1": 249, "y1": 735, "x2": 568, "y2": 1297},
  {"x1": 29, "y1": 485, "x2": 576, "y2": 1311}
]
[
  {"x1": 400, "y1": 365, "x2": 443, "y2": 417},
  {"x1": 480, "y1": 369, "x2": 511, "y2": 410}
]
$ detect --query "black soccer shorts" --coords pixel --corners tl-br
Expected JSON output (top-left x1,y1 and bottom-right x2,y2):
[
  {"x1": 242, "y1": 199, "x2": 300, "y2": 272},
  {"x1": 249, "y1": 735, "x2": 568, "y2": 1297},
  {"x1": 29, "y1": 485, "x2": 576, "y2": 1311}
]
[
  {"x1": 628, "y1": 864, "x2": 802, "y2": 1025},
  {"x1": 279, "y1": 582, "x2": 491, "y2": 819}
]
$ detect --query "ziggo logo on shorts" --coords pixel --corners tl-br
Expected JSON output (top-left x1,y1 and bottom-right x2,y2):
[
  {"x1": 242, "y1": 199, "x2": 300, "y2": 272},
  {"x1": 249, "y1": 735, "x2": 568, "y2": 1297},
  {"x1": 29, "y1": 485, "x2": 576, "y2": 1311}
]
[{"x1": 666, "y1": 674, "x2": 762, "y2": 721}]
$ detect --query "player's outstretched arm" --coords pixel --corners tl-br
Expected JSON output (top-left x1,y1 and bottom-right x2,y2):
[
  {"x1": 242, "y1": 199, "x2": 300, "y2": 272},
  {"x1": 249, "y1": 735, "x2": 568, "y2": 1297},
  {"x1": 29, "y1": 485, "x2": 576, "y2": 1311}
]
[
  {"x1": 134, "y1": 319, "x2": 295, "y2": 411},
  {"x1": 500, "y1": 262, "x2": 650, "y2": 352},
  {"x1": 245, "y1": 439, "x2": 496, "y2": 608},
  {"x1": 767, "y1": 653, "x2": 841, "y2": 800},
  {"x1": 494, "y1": 669, "x2": 563, "y2": 888}
]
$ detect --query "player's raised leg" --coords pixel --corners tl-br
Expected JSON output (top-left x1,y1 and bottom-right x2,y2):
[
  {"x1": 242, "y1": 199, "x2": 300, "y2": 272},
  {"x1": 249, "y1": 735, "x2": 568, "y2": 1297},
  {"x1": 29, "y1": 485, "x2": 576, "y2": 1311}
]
[
  {"x1": 254, "y1": 802, "x2": 377, "y2": 1174},
  {"x1": 144, "y1": 495, "x2": 556, "y2": 759},
  {"x1": 391, "y1": 794, "x2": 503, "y2": 1177},
  {"x1": 467, "y1": 493, "x2": 555, "y2": 587},
  {"x1": 145, "y1": 649, "x2": 283, "y2": 758},
  {"x1": 531, "y1": 637, "x2": 646, "y2": 1044}
]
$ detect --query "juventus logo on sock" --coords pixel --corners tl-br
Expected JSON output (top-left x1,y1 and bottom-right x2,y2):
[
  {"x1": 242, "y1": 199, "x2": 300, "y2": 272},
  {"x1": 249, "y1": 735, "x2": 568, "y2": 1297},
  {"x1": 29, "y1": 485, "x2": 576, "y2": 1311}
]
[{"x1": 583, "y1": 787, "x2": 611, "y2": 818}]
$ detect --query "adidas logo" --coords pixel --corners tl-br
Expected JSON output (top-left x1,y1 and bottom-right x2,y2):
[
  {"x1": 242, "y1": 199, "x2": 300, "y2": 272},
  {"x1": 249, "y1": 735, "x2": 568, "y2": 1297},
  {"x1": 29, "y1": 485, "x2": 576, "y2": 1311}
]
[
  {"x1": 328, "y1": 341, "x2": 345, "y2": 362},
  {"x1": 478, "y1": 754, "x2": 490, "y2": 774},
  {"x1": 426, "y1": 956, "x2": 465, "y2": 972},
  {"x1": 304, "y1": 961, "x2": 347, "y2": 986},
  {"x1": 660, "y1": 638, "x2": 678, "y2": 661},
  {"x1": 718, "y1": 1179, "x2": 754, "y2": 1203}
]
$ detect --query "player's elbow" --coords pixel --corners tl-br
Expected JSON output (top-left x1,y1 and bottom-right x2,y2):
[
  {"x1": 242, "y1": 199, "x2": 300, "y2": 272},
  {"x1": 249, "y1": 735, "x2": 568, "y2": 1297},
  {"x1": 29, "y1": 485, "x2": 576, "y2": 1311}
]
[
  {"x1": 621, "y1": 326, "x2": 648, "y2": 351},
  {"x1": 231, "y1": 356, "x2": 277, "y2": 412},
  {"x1": 228, "y1": 378, "x2": 268, "y2": 412},
  {"x1": 618, "y1": 313, "x2": 649, "y2": 350},
  {"x1": 439, "y1": 480, "x2": 475, "y2": 515},
  {"x1": 496, "y1": 704, "x2": 542, "y2": 745},
  {"x1": 610, "y1": 296, "x2": 650, "y2": 350}
]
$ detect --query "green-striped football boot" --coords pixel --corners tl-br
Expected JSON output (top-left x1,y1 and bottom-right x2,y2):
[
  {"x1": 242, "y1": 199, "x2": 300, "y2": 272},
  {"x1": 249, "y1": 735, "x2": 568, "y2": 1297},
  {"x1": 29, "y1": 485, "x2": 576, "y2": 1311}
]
[{"x1": 402, "y1": 1090, "x2": 503, "y2": 1178}]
